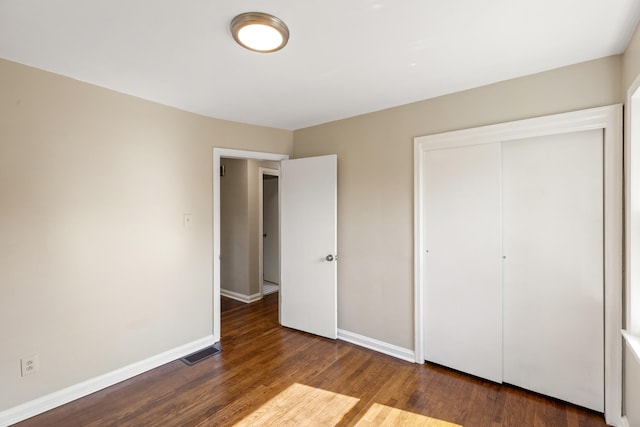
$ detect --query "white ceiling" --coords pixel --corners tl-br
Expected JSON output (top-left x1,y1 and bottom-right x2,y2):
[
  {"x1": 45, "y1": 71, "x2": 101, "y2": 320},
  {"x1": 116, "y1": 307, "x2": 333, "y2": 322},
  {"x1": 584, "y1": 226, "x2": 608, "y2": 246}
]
[{"x1": 1, "y1": 1, "x2": 640, "y2": 130}]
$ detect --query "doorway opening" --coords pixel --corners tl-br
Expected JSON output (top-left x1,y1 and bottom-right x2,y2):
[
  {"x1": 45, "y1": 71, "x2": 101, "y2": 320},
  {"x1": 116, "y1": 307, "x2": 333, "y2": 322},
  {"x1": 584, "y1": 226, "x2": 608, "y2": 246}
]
[
  {"x1": 214, "y1": 149, "x2": 339, "y2": 344},
  {"x1": 213, "y1": 148, "x2": 289, "y2": 343},
  {"x1": 260, "y1": 168, "x2": 280, "y2": 297},
  {"x1": 219, "y1": 161, "x2": 281, "y2": 299}
]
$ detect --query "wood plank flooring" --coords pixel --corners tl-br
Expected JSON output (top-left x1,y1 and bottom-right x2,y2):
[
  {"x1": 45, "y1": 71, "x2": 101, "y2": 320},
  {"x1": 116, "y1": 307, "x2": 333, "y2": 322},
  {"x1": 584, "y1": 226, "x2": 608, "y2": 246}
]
[{"x1": 15, "y1": 293, "x2": 608, "y2": 426}]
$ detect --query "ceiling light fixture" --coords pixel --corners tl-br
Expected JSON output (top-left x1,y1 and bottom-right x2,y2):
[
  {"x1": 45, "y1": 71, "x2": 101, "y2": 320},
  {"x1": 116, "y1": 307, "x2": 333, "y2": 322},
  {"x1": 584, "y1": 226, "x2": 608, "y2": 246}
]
[{"x1": 230, "y1": 12, "x2": 289, "y2": 53}]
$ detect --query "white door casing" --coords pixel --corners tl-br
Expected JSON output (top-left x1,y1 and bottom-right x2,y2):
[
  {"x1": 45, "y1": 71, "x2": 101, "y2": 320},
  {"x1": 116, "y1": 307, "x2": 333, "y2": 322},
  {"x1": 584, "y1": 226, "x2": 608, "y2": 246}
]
[
  {"x1": 414, "y1": 105, "x2": 622, "y2": 425},
  {"x1": 280, "y1": 154, "x2": 338, "y2": 339},
  {"x1": 213, "y1": 149, "x2": 289, "y2": 343}
]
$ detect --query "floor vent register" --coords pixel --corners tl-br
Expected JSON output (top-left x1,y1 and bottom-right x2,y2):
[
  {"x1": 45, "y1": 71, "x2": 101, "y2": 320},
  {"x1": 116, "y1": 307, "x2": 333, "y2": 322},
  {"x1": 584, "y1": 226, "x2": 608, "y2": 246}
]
[{"x1": 180, "y1": 344, "x2": 222, "y2": 365}]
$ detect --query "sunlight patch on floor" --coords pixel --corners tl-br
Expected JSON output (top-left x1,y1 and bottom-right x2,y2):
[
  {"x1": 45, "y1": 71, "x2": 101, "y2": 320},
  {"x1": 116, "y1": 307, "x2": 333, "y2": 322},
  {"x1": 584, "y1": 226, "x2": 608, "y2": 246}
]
[
  {"x1": 234, "y1": 383, "x2": 462, "y2": 426},
  {"x1": 233, "y1": 383, "x2": 359, "y2": 426},
  {"x1": 355, "y1": 403, "x2": 462, "y2": 426}
]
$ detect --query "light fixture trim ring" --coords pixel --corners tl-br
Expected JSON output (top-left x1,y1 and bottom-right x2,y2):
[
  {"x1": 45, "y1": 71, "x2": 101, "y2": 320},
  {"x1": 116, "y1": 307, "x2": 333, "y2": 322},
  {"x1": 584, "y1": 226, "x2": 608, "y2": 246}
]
[{"x1": 231, "y1": 12, "x2": 290, "y2": 53}]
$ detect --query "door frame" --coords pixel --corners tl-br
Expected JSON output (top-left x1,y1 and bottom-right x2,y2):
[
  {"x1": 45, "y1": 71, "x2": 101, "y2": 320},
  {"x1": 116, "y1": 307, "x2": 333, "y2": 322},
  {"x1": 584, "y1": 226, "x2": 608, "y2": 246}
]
[
  {"x1": 413, "y1": 105, "x2": 622, "y2": 425},
  {"x1": 213, "y1": 148, "x2": 289, "y2": 343},
  {"x1": 259, "y1": 167, "x2": 280, "y2": 296}
]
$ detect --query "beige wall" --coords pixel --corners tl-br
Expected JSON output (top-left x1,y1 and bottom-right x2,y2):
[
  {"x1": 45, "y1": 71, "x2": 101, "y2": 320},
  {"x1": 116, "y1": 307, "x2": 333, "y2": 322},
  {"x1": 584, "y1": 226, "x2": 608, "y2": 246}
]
[
  {"x1": 0, "y1": 58, "x2": 292, "y2": 411},
  {"x1": 220, "y1": 158, "x2": 250, "y2": 295},
  {"x1": 293, "y1": 55, "x2": 622, "y2": 349},
  {"x1": 623, "y1": 20, "x2": 640, "y2": 427}
]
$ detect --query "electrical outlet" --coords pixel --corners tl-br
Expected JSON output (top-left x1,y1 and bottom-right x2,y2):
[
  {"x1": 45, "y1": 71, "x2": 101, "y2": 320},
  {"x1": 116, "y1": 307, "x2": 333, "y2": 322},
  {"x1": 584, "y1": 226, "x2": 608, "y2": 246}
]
[{"x1": 21, "y1": 355, "x2": 39, "y2": 377}]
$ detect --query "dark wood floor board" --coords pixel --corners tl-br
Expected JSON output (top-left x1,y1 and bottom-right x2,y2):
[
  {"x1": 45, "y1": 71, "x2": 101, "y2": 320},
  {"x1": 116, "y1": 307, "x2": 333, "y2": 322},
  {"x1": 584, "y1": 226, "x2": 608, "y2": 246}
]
[
  {"x1": 339, "y1": 361, "x2": 422, "y2": 425},
  {"x1": 15, "y1": 293, "x2": 608, "y2": 427},
  {"x1": 302, "y1": 348, "x2": 394, "y2": 425},
  {"x1": 220, "y1": 296, "x2": 245, "y2": 312},
  {"x1": 155, "y1": 342, "x2": 321, "y2": 424},
  {"x1": 408, "y1": 366, "x2": 495, "y2": 425},
  {"x1": 191, "y1": 338, "x2": 359, "y2": 424}
]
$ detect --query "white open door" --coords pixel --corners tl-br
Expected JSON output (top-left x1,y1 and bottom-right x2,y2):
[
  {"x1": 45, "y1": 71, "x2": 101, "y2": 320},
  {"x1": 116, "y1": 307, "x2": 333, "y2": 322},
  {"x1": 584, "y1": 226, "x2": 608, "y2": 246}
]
[{"x1": 280, "y1": 154, "x2": 337, "y2": 339}]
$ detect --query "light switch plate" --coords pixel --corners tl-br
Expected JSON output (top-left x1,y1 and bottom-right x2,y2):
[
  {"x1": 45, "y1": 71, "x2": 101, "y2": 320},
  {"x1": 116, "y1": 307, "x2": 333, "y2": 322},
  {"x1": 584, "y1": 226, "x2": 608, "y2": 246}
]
[{"x1": 183, "y1": 213, "x2": 193, "y2": 228}]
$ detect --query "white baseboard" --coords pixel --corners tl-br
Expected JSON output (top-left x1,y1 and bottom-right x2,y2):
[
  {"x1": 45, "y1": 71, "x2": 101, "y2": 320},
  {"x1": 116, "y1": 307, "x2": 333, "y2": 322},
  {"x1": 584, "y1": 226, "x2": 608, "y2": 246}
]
[
  {"x1": 337, "y1": 329, "x2": 415, "y2": 363},
  {"x1": 0, "y1": 335, "x2": 215, "y2": 427},
  {"x1": 221, "y1": 289, "x2": 262, "y2": 303}
]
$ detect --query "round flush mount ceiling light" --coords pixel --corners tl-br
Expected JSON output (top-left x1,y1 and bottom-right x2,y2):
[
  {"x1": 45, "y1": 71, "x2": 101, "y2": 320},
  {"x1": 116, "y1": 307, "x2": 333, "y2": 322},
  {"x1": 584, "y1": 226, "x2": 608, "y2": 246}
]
[{"x1": 230, "y1": 12, "x2": 289, "y2": 53}]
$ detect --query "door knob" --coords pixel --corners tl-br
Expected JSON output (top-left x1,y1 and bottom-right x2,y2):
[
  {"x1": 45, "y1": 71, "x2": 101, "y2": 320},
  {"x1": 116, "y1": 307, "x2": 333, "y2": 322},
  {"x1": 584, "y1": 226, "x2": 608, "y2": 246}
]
[{"x1": 326, "y1": 254, "x2": 335, "y2": 262}]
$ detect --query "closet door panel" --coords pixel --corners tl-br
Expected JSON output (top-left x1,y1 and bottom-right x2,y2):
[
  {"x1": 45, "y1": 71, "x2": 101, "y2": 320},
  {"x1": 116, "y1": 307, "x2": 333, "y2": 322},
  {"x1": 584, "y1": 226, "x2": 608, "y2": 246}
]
[
  {"x1": 423, "y1": 143, "x2": 503, "y2": 383},
  {"x1": 502, "y1": 130, "x2": 604, "y2": 411}
]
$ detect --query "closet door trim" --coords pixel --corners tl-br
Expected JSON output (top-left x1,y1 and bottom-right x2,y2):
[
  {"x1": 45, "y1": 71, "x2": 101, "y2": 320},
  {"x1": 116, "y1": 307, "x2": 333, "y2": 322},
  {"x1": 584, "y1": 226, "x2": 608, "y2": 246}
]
[{"x1": 413, "y1": 105, "x2": 622, "y2": 426}]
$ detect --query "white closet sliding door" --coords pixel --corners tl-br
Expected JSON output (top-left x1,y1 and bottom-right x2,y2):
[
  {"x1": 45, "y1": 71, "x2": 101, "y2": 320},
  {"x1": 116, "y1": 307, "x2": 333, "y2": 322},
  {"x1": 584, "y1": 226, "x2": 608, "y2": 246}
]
[
  {"x1": 502, "y1": 130, "x2": 604, "y2": 412},
  {"x1": 423, "y1": 143, "x2": 503, "y2": 382},
  {"x1": 422, "y1": 130, "x2": 605, "y2": 411},
  {"x1": 416, "y1": 105, "x2": 621, "y2": 424}
]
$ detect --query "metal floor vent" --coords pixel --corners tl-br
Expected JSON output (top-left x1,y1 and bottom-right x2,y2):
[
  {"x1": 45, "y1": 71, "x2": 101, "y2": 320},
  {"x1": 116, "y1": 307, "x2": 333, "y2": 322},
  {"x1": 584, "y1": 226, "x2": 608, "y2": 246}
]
[{"x1": 181, "y1": 344, "x2": 222, "y2": 366}]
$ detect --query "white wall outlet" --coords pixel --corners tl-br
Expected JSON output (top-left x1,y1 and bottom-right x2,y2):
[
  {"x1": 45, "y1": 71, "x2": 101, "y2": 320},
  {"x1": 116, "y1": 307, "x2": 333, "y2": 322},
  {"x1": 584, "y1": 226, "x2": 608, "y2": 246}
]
[
  {"x1": 21, "y1": 355, "x2": 39, "y2": 377},
  {"x1": 183, "y1": 213, "x2": 193, "y2": 228}
]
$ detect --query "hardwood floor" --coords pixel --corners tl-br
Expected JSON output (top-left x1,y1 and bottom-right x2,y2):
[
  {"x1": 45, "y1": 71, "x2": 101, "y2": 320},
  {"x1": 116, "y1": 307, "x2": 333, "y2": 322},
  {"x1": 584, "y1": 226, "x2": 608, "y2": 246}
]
[{"x1": 15, "y1": 294, "x2": 607, "y2": 426}]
